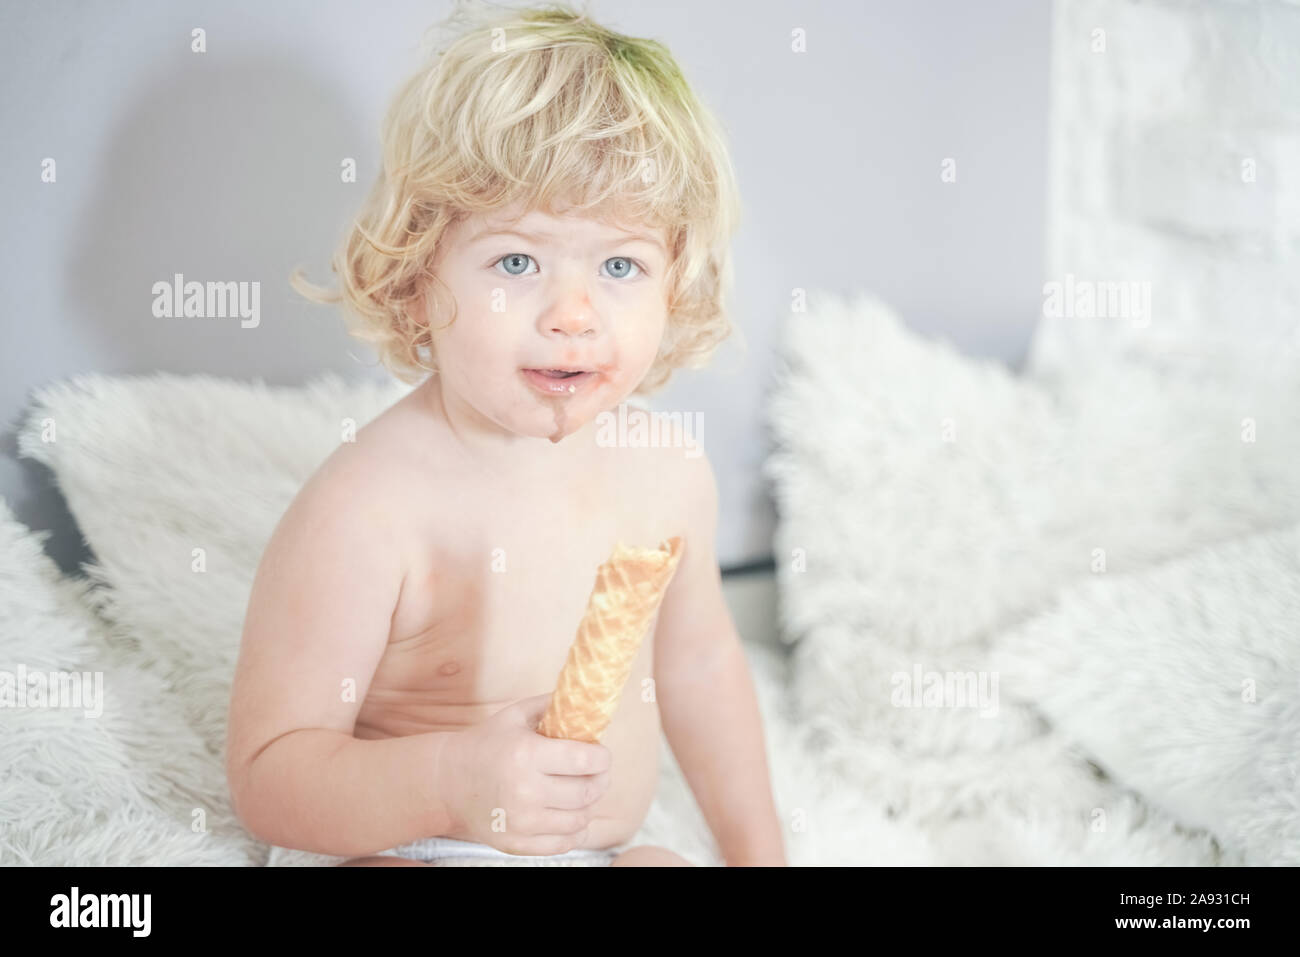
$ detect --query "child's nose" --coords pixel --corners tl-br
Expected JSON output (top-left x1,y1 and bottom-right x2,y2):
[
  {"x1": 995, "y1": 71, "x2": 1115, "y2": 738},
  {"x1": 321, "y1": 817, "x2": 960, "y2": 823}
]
[{"x1": 544, "y1": 289, "x2": 598, "y2": 338}]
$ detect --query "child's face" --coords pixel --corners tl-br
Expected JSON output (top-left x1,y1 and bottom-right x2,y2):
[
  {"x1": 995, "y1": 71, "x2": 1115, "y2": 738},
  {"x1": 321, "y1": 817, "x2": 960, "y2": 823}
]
[{"x1": 426, "y1": 201, "x2": 670, "y2": 444}]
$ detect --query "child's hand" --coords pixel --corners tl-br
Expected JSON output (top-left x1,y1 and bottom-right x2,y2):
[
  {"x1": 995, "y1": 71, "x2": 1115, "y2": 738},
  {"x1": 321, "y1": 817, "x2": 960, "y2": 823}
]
[{"x1": 439, "y1": 693, "x2": 612, "y2": 855}]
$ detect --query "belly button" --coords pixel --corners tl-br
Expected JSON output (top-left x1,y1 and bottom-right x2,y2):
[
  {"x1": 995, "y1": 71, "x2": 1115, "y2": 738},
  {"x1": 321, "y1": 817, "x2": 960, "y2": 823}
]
[{"x1": 437, "y1": 660, "x2": 461, "y2": 676}]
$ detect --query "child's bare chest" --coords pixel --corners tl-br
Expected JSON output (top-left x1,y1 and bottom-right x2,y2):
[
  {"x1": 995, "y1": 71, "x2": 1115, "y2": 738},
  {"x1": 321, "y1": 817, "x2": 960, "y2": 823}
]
[{"x1": 354, "y1": 447, "x2": 677, "y2": 737}]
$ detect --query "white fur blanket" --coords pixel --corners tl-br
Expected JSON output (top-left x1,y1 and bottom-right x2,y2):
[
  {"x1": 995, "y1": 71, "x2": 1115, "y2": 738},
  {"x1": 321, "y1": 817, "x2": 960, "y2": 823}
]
[{"x1": 765, "y1": 292, "x2": 1300, "y2": 865}]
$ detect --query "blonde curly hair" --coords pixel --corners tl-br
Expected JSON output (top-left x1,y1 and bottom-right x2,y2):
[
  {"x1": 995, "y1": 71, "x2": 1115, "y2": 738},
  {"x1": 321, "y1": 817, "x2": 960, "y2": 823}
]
[{"x1": 291, "y1": 1, "x2": 742, "y2": 396}]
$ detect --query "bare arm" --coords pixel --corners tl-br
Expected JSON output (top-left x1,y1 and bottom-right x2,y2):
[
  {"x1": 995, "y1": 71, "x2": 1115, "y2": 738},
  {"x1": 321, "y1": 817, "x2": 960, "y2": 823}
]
[
  {"x1": 234, "y1": 728, "x2": 454, "y2": 857},
  {"x1": 653, "y1": 453, "x2": 787, "y2": 866},
  {"x1": 225, "y1": 452, "x2": 452, "y2": 857}
]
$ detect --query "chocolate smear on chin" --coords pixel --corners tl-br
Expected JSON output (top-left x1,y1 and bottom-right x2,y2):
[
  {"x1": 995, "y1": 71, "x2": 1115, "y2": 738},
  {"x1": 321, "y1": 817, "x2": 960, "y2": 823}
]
[{"x1": 547, "y1": 394, "x2": 568, "y2": 444}]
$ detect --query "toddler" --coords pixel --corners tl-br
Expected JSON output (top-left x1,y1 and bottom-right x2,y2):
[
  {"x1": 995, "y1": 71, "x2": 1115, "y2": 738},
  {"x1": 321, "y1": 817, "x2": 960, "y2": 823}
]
[{"x1": 225, "y1": 2, "x2": 784, "y2": 867}]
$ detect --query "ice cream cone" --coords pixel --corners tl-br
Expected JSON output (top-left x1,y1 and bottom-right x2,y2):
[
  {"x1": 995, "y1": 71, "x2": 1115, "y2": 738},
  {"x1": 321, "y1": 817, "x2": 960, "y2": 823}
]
[{"x1": 537, "y1": 537, "x2": 684, "y2": 743}]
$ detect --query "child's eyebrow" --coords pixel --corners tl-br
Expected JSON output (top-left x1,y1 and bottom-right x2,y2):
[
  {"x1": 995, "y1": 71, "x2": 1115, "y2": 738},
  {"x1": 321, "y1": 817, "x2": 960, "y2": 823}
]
[{"x1": 470, "y1": 226, "x2": 665, "y2": 255}]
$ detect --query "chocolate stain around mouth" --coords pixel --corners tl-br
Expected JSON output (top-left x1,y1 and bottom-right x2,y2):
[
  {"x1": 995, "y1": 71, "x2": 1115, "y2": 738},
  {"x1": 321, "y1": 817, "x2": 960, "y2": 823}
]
[{"x1": 544, "y1": 353, "x2": 618, "y2": 444}]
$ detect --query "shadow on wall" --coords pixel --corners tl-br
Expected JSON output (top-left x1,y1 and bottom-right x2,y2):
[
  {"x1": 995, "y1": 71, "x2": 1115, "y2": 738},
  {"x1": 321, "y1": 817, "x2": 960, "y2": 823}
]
[{"x1": 9, "y1": 43, "x2": 379, "y2": 577}]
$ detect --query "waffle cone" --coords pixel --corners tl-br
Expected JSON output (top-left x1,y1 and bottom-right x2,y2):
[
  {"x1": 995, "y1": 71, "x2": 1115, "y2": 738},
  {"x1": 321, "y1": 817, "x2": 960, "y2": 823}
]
[{"x1": 536, "y1": 537, "x2": 684, "y2": 743}]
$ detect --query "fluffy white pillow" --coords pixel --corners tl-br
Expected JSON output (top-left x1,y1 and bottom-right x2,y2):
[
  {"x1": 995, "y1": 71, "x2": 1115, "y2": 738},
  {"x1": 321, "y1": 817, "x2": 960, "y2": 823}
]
[
  {"x1": 0, "y1": 498, "x2": 259, "y2": 865},
  {"x1": 18, "y1": 372, "x2": 411, "y2": 759},
  {"x1": 991, "y1": 521, "x2": 1300, "y2": 866},
  {"x1": 767, "y1": 292, "x2": 1300, "y2": 654},
  {"x1": 764, "y1": 290, "x2": 1300, "y2": 858}
]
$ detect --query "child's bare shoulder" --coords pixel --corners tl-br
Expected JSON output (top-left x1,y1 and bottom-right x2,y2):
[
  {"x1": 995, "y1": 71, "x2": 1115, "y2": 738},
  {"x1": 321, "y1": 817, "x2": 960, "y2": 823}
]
[
  {"x1": 611, "y1": 438, "x2": 714, "y2": 539},
  {"x1": 273, "y1": 388, "x2": 448, "y2": 569}
]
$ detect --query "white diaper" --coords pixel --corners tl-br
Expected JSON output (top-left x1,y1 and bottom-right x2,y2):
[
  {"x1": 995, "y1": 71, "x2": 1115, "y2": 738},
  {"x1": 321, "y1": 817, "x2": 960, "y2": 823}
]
[{"x1": 381, "y1": 835, "x2": 623, "y2": 867}]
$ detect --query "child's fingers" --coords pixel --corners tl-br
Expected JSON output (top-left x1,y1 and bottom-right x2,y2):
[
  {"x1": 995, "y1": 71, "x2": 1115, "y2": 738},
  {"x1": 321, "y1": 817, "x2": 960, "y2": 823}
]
[
  {"x1": 541, "y1": 768, "x2": 609, "y2": 809},
  {"x1": 533, "y1": 737, "x2": 611, "y2": 776},
  {"x1": 517, "y1": 807, "x2": 590, "y2": 839}
]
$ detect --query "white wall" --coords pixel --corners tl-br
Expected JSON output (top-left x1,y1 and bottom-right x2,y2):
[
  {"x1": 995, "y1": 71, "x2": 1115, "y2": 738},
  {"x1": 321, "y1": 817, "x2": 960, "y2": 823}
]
[
  {"x1": 0, "y1": 0, "x2": 1052, "y2": 574},
  {"x1": 1029, "y1": 0, "x2": 1300, "y2": 384}
]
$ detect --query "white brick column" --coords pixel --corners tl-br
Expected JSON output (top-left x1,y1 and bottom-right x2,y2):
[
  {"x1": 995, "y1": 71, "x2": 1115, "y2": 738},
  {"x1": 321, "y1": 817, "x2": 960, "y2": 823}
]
[{"x1": 1028, "y1": 0, "x2": 1300, "y2": 384}]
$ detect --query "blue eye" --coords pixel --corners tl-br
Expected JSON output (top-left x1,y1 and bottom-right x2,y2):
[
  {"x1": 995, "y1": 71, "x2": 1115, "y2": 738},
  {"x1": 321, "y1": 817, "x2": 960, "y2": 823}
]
[
  {"x1": 494, "y1": 253, "x2": 535, "y2": 276},
  {"x1": 602, "y1": 257, "x2": 641, "y2": 279}
]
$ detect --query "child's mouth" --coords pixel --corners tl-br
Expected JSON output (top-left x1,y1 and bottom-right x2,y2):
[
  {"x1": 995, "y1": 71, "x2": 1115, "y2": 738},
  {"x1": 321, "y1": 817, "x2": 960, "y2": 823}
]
[{"x1": 522, "y1": 368, "x2": 597, "y2": 395}]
